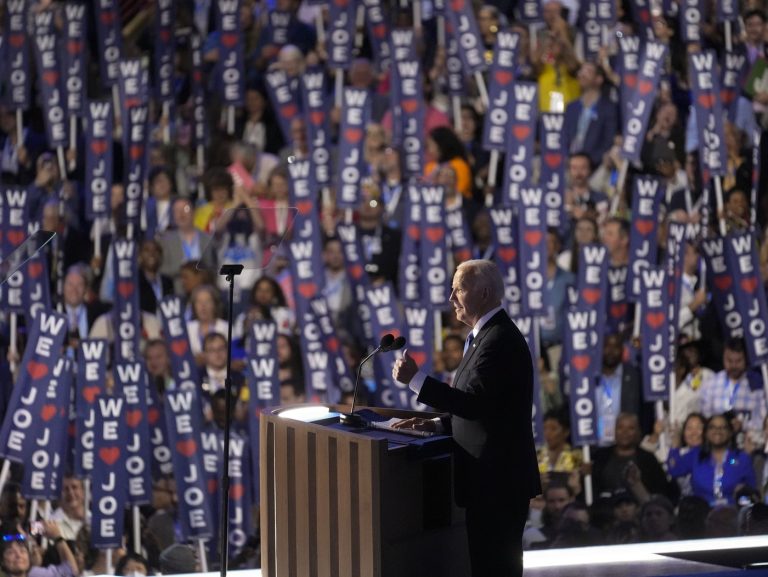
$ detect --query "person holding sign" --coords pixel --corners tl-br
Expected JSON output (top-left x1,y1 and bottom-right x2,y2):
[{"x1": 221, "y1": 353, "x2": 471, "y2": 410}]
[
  {"x1": 1, "y1": 521, "x2": 78, "y2": 577},
  {"x1": 392, "y1": 260, "x2": 541, "y2": 577}
]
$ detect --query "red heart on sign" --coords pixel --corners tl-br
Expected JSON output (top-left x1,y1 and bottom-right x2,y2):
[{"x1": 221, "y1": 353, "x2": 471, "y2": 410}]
[
  {"x1": 455, "y1": 249, "x2": 471, "y2": 263},
  {"x1": 635, "y1": 219, "x2": 654, "y2": 236},
  {"x1": 67, "y1": 40, "x2": 82, "y2": 55},
  {"x1": 425, "y1": 226, "x2": 444, "y2": 243},
  {"x1": 125, "y1": 97, "x2": 141, "y2": 109},
  {"x1": 610, "y1": 303, "x2": 627, "y2": 319},
  {"x1": 100, "y1": 11, "x2": 115, "y2": 26},
  {"x1": 572, "y1": 354, "x2": 591, "y2": 372},
  {"x1": 297, "y1": 200, "x2": 313, "y2": 215},
  {"x1": 159, "y1": 29, "x2": 171, "y2": 44},
  {"x1": 713, "y1": 275, "x2": 732, "y2": 291},
  {"x1": 7, "y1": 230, "x2": 25, "y2": 246},
  {"x1": 280, "y1": 104, "x2": 297, "y2": 118},
  {"x1": 126, "y1": 409, "x2": 142, "y2": 428},
  {"x1": 43, "y1": 71, "x2": 59, "y2": 86},
  {"x1": 40, "y1": 405, "x2": 56, "y2": 422},
  {"x1": 230, "y1": 483, "x2": 245, "y2": 499},
  {"x1": 402, "y1": 99, "x2": 418, "y2": 114},
  {"x1": 544, "y1": 153, "x2": 562, "y2": 169},
  {"x1": 625, "y1": 74, "x2": 637, "y2": 89},
  {"x1": 697, "y1": 93, "x2": 715, "y2": 109},
  {"x1": 494, "y1": 70, "x2": 513, "y2": 86},
  {"x1": 221, "y1": 33, "x2": 238, "y2": 48},
  {"x1": 310, "y1": 111, "x2": 324, "y2": 126},
  {"x1": 335, "y1": 0, "x2": 349, "y2": 7},
  {"x1": 118, "y1": 281, "x2": 134, "y2": 298},
  {"x1": 326, "y1": 337, "x2": 339, "y2": 353},
  {"x1": 147, "y1": 407, "x2": 160, "y2": 425},
  {"x1": 645, "y1": 311, "x2": 665, "y2": 329},
  {"x1": 345, "y1": 127, "x2": 363, "y2": 144},
  {"x1": 91, "y1": 140, "x2": 108, "y2": 155},
  {"x1": 83, "y1": 386, "x2": 100, "y2": 404},
  {"x1": 349, "y1": 264, "x2": 363, "y2": 280},
  {"x1": 130, "y1": 145, "x2": 143, "y2": 161},
  {"x1": 298, "y1": 282, "x2": 317, "y2": 298},
  {"x1": 410, "y1": 351, "x2": 427, "y2": 366},
  {"x1": 193, "y1": 70, "x2": 202, "y2": 83},
  {"x1": 27, "y1": 261, "x2": 43, "y2": 279},
  {"x1": 741, "y1": 277, "x2": 758, "y2": 294},
  {"x1": 171, "y1": 340, "x2": 188, "y2": 356},
  {"x1": 497, "y1": 247, "x2": 517, "y2": 263},
  {"x1": 451, "y1": 0, "x2": 465, "y2": 10},
  {"x1": 638, "y1": 80, "x2": 653, "y2": 95},
  {"x1": 27, "y1": 361, "x2": 48, "y2": 380},
  {"x1": 639, "y1": 9, "x2": 650, "y2": 23},
  {"x1": 582, "y1": 288, "x2": 601, "y2": 304},
  {"x1": 208, "y1": 479, "x2": 218, "y2": 494},
  {"x1": 721, "y1": 90, "x2": 734, "y2": 105},
  {"x1": 9, "y1": 34, "x2": 24, "y2": 48},
  {"x1": 99, "y1": 447, "x2": 120, "y2": 466},
  {"x1": 408, "y1": 224, "x2": 420, "y2": 240},
  {"x1": 372, "y1": 23, "x2": 387, "y2": 39},
  {"x1": 524, "y1": 230, "x2": 542, "y2": 246},
  {"x1": 513, "y1": 125, "x2": 530, "y2": 140},
  {"x1": 176, "y1": 439, "x2": 197, "y2": 457}
]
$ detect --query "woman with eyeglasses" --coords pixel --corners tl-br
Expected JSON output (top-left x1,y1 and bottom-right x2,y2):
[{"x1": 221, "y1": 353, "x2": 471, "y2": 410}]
[{"x1": 667, "y1": 414, "x2": 756, "y2": 506}]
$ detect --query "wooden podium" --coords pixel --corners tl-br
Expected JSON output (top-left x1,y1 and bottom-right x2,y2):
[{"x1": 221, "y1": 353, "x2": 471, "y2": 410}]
[{"x1": 260, "y1": 405, "x2": 470, "y2": 577}]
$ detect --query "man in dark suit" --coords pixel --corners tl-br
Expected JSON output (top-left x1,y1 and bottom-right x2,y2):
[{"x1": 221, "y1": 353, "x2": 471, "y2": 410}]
[
  {"x1": 563, "y1": 61, "x2": 618, "y2": 168},
  {"x1": 393, "y1": 260, "x2": 541, "y2": 577}
]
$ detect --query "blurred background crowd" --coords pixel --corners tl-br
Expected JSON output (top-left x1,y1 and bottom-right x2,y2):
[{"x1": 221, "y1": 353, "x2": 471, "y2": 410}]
[{"x1": 2, "y1": 0, "x2": 768, "y2": 573}]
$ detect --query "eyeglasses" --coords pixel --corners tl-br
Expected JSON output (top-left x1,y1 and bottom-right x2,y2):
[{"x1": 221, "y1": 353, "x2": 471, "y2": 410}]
[{"x1": 2, "y1": 534, "x2": 25, "y2": 542}]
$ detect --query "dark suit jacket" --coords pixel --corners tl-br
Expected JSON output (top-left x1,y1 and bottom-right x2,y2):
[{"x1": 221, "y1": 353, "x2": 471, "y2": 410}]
[
  {"x1": 563, "y1": 94, "x2": 619, "y2": 168},
  {"x1": 417, "y1": 310, "x2": 542, "y2": 507},
  {"x1": 138, "y1": 272, "x2": 174, "y2": 314},
  {"x1": 616, "y1": 363, "x2": 653, "y2": 434}
]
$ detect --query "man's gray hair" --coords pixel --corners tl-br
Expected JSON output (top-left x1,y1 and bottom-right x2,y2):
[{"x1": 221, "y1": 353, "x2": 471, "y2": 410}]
[{"x1": 456, "y1": 260, "x2": 505, "y2": 303}]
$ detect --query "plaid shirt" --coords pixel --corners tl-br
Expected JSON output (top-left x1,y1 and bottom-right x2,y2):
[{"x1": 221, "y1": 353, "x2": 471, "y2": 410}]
[{"x1": 699, "y1": 370, "x2": 766, "y2": 433}]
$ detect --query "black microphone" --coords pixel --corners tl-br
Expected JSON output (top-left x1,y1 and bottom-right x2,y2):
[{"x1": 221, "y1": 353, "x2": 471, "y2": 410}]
[
  {"x1": 340, "y1": 334, "x2": 395, "y2": 427},
  {"x1": 385, "y1": 336, "x2": 406, "y2": 352}
]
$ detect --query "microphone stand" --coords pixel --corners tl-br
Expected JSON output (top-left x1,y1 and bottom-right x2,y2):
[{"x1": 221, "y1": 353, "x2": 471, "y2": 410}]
[
  {"x1": 218, "y1": 263, "x2": 243, "y2": 577},
  {"x1": 340, "y1": 337, "x2": 393, "y2": 427}
]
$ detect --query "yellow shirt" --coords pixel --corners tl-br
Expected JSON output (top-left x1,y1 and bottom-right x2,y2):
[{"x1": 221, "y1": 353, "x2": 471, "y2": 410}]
[{"x1": 538, "y1": 63, "x2": 581, "y2": 113}]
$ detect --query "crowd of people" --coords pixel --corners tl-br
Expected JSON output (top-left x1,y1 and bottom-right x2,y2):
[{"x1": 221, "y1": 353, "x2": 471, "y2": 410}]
[{"x1": 3, "y1": 0, "x2": 768, "y2": 573}]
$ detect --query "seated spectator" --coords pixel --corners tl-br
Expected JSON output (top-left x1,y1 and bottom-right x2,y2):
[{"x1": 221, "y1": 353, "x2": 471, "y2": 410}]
[
  {"x1": 1, "y1": 521, "x2": 79, "y2": 577},
  {"x1": 114, "y1": 552, "x2": 149, "y2": 576},
  {"x1": 549, "y1": 502, "x2": 602, "y2": 548},
  {"x1": 159, "y1": 544, "x2": 197, "y2": 575},
  {"x1": 676, "y1": 496, "x2": 711, "y2": 540},
  {"x1": 186, "y1": 284, "x2": 229, "y2": 363},
  {"x1": 137, "y1": 239, "x2": 174, "y2": 315},
  {"x1": 233, "y1": 276, "x2": 295, "y2": 349},
  {"x1": 194, "y1": 167, "x2": 236, "y2": 234},
  {"x1": 639, "y1": 495, "x2": 677, "y2": 542},
  {"x1": 537, "y1": 408, "x2": 582, "y2": 493},
  {"x1": 51, "y1": 476, "x2": 88, "y2": 542},
  {"x1": 607, "y1": 489, "x2": 640, "y2": 544},
  {"x1": 144, "y1": 167, "x2": 177, "y2": 238},
  {"x1": 564, "y1": 61, "x2": 618, "y2": 168},
  {"x1": 534, "y1": 25, "x2": 580, "y2": 114},
  {"x1": 523, "y1": 482, "x2": 574, "y2": 550},
  {"x1": 557, "y1": 216, "x2": 598, "y2": 273},
  {"x1": 668, "y1": 413, "x2": 756, "y2": 506},
  {"x1": 592, "y1": 413, "x2": 674, "y2": 501},
  {"x1": 423, "y1": 126, "x2": 473, "y2": 200},
  {"x1": 158, "y1": 199, "x2": 217, "y2": 293},
  {"x1": 699, "y1": 338, "x2": 767, "y2": 442},
  {"x1": 705, "y1": 505, "x2": 739, "y2": 538},
  {"x1": 596, "y1": 335, "x2": 645, "y2": 447},
  {"x1": 564, "y1": 153, "x2": 608, "y2": 225}
]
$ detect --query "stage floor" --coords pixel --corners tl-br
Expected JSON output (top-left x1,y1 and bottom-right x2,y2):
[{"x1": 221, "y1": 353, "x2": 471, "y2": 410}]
[{"x1": 176, "y1": 536, "x2": 768, "y2": 577}]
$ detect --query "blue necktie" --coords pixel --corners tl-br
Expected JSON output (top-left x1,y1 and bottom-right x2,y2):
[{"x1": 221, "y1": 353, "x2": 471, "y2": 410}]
[{"x1": 464, "y1": 332, "x2": 475, "y2": 356}]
